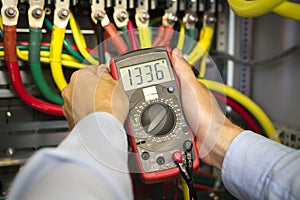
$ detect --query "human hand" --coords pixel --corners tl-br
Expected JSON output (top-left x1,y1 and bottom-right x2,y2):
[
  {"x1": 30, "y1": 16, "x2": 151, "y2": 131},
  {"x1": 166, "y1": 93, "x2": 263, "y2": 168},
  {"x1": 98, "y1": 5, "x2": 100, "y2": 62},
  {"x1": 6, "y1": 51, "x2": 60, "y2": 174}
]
[
  {"x1": 171, "y1": 49, "x2": 243, "y2": 169},
  {"x1": 62, "y1": 65, "x2": 129, "y2": 129}
]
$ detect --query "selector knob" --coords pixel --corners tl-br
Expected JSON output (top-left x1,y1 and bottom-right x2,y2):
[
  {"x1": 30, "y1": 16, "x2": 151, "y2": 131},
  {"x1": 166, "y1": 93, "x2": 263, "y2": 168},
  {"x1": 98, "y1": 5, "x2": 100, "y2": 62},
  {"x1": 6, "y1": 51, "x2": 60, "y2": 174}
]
[{"x1": 141, "y1": 103, "x2": 175, "y2": 136}]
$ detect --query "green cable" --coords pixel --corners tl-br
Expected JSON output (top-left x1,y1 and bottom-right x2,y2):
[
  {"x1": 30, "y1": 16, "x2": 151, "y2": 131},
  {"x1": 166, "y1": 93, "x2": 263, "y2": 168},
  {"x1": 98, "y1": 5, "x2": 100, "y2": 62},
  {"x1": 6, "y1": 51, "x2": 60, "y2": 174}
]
[
  {"x1": 183, "y1": 28, "x2": 197, "y2": 55},
  {"x1": 29, "y1": 27, "x2": 64, "y2": 105},
  {"x1": 121, "y1": 26, "x2": 131, "y2": 50},
  {"x1": 44, "y1": 17, "x2": 85, "y2": 63}
]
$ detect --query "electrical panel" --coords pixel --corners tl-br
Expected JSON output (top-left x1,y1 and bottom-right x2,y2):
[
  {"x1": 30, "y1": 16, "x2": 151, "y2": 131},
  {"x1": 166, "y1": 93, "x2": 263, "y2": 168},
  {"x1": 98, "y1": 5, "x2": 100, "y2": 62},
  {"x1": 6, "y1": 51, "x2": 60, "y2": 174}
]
[{"x1": 0, "y1": 0, "x2": 299, "y2": 199}]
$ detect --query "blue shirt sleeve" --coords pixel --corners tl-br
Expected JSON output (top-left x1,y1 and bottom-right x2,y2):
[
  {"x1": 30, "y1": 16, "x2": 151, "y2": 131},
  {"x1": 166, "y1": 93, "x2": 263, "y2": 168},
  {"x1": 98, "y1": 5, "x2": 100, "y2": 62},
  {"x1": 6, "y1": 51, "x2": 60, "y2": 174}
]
[
  {"x1": 7, "y1": 112, "x2": 133, "y2": 200},
  {"x1": 221, "y1": 130, "x2": 300, "y2": 200}
]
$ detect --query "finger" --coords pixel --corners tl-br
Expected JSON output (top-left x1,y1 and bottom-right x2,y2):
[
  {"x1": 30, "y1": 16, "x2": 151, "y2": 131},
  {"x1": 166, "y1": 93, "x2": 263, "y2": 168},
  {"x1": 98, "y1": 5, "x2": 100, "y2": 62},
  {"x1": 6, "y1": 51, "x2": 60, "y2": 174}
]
[
  {"x1": 69, "y1": 70, "x2": 79, "y2": 84},
  {"x1": 171, "y1": 49, "x2": 197, "y2": 81}
]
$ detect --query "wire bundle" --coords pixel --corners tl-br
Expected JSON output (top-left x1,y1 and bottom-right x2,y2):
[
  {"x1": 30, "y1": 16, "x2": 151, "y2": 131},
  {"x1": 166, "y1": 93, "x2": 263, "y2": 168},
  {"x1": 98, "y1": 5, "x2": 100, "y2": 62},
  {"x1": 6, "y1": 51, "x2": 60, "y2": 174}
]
[{"x1": 0, "y1": 3, "x2": 284, "y2": 145}]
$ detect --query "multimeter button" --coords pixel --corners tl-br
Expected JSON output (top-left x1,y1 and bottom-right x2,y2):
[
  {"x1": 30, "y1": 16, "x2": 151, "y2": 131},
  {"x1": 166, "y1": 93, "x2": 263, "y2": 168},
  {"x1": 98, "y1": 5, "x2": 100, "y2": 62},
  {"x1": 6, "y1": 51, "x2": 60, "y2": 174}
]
[
  {"x1": 167, "y1": 86, "x2": 174, "y2": 93},
  {"x1": 156, "y1": 156, "x2": 165, "y2": 165},
  {"x1": 141, "y1": 152, "x2": 150, "y2": 160}
]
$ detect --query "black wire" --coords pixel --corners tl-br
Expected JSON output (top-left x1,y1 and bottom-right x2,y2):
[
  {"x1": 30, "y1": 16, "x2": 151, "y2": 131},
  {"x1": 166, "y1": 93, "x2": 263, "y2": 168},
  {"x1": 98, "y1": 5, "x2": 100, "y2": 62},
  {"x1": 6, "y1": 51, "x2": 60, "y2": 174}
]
[
  {"x1": 211, "y1": 43, "x2": 300, "y2": 66},
  {"x1": 96, "y1": 20, "x2": 105, "y2": 65},
  {"x1": 175, "y1": 161, "x2": 198, "y2": 200}
]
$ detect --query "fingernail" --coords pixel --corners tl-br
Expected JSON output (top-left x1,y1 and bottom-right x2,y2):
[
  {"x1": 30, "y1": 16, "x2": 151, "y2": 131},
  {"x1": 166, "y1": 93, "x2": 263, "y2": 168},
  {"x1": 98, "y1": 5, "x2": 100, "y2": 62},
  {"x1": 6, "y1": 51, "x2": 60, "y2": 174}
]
[
  {"x1": 96, "y1": 64, "x2": 108, "y2": 76},
  {"x1": 172, "y1": 48, "x2": 183, "y2": 57}
]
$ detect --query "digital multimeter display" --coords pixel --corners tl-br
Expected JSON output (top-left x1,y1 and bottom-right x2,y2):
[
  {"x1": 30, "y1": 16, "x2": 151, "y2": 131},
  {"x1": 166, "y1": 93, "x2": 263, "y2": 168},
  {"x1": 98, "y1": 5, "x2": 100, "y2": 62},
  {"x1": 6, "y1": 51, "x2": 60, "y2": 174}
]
[{"x1": 119, "y1": 59, "x2": 173, "y2": 91}]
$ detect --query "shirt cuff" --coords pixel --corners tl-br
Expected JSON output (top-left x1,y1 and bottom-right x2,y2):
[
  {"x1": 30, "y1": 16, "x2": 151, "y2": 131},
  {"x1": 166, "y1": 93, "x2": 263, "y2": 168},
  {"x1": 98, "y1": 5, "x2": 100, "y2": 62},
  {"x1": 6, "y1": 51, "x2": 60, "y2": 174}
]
[{"x1": 221, "y1": 130, "x2": 293, "y2": 200}]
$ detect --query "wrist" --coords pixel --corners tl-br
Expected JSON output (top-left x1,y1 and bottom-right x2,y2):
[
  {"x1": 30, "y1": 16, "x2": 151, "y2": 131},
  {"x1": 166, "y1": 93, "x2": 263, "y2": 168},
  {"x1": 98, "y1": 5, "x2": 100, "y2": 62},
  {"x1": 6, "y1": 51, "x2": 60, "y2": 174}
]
[{"x1": 201, "y1": 122, "x2": 243, "y2": 170}]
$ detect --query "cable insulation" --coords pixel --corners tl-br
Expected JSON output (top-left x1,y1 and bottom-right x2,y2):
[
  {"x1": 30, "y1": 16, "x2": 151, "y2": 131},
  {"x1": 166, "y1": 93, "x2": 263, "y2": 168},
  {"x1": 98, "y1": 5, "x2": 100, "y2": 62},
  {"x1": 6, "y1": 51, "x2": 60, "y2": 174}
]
[{"x1": 3, "y1": 25, "x2": 63, "y2": 116}]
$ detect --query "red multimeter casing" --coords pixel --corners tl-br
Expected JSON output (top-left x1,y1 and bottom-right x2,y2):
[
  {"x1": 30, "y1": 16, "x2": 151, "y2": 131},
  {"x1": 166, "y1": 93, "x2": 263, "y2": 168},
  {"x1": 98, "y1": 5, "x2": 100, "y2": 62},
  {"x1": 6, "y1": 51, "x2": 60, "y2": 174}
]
[{"x1": 110, "y1": 47, "x2": 199, "y2": 182}]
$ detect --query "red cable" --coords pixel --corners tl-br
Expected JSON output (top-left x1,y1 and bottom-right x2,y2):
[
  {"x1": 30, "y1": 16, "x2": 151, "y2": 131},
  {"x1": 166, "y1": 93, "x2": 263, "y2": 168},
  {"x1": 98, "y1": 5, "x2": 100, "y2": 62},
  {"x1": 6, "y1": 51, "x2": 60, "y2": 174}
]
[
  {"x1": 127, "y1": 20, "x2": 139, "y2": 50},
  {"x1": 157, "y1": 26, "x2": 174, "y2": 47},
  {"x1": 4, "y1": 25, "x2": 63, "y2": 116},
  {"x1": 213, "y1": 92, "x2": 261, "y2": 133},
  {"x1": 152, "y1": 26, "x2": 165, "y2": 46},
  {"x1": 103, "y1": 23, "x2": 128, "y2": 54},
  {"x1": 194, "y1": 184, "x2": 214, "y2": 191}
]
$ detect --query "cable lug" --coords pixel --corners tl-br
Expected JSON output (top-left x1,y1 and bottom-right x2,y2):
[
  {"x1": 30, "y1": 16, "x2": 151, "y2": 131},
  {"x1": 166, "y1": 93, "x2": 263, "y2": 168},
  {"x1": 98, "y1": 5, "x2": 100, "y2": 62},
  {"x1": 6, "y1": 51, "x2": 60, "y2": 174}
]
[
  {"x1": 28, "y1": 0, "x2": 45, "y2": 28},
  {"x1": 53, "y1": 0, "x2": 70, "y2": 28},
  {"x1": 1, "y1": 0, "x2": 19, "y2": 26}
]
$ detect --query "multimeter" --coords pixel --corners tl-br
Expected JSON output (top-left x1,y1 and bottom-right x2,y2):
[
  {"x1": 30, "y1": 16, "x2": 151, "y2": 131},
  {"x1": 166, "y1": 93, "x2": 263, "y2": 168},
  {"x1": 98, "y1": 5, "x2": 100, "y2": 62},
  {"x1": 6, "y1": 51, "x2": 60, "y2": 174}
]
[{"x1": 110, "y1": 47, "x2": 199, "y2": 182}]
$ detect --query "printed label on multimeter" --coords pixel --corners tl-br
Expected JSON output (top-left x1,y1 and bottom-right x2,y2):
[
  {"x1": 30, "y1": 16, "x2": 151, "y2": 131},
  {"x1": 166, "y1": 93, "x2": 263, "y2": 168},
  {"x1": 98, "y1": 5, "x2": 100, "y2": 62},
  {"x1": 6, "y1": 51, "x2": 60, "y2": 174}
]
[{"x1": 110, "y1": 47, "x2": 199, "y2": 182}]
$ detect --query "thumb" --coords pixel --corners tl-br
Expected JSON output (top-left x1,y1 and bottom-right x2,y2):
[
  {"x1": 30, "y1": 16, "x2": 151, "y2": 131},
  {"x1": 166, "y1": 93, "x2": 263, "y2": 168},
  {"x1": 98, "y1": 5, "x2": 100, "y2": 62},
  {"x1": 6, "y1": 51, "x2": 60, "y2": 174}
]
[{"x1": 171, "y1": 48, "x2": 197, "y2": 82}]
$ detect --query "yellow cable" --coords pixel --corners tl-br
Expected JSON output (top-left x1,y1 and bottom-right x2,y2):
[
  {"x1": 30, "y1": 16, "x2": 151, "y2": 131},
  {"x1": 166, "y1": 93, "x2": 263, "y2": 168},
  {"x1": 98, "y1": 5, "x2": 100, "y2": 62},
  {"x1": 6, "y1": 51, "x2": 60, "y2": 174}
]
[
  {"x1": 17, "y1": 50, "x2": 78, "y2": 63},
  {"x1": 228, "y1": 0, "x2": 284, "y2": 17},
  {"x1": 13, "y1": 46, "x2": 84, "y2": 68},
  {"x1": 138, "y1": 27, "x2": 152, "y2": 48},
  {"x1": 188, "y1": 27, "x2": 214, "y2": 66},
  {"x1": 198, "y1": 79, "x2": 280, "y2": 143},
  {"x1": 181, "y1": 176, "x2": 190, "y2": 200},
  {"x1": 69, "y1": 12, "x2": 99, "y2": 65},
  {"x1": 198, "y1": 53, "x2": 208, "y2": 78},
  {"x1": 176, "y1": 21, "x2": 185, "y2": 51},
  {"x1": 228, "y1": 0, "x2": 300, "y2": 20},
  {"x1": 0, "y1": 15, "x2": 3, "y2": 30},
  {"x1": 50, "y1": 25, "x2": 68, "y2": 91},
  {"x1": 273, "y1": 1, "x2": 300, "y2": 20}
]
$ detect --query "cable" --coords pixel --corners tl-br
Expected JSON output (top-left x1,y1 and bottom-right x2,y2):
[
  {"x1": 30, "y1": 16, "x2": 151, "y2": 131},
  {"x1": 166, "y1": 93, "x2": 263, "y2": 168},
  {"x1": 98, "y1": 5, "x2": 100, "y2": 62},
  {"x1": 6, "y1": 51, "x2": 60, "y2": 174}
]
[
  {"x1": 121, "y1": 25, "x2": 131, "y2": 50},
  {"x1": 173, "y1": 151, "x2": 198, "y2": 200},
  {"x1": 50, "y1": 25, "x2": 68, "y2": 91},
  {"x1": 95, "y1": 21, "x2": 105, "y2": 64},
  {"x1": 44, "y1": 17, "x2": 85, "y2": 62},
  {"x1": 29, "y1": 27, "x2": 64, "y2": 105},
  {"x1": 3, "y1": 24, "x2": 63, "y2": 116},
  {"x1": 198, "y1": 54, "x2": 208, "y2": 78},
  {"x1": 228, "y1": 0, "x2": 300, "y2": 20},
  {"x1": 182, "y1": 28, "x2": 197, "y2": 55},
  {"x1": 69, "y1": 12, "x2": 99, "y2": 65},
  {"x1": 198, "y1": 79, "x2": 280, "y2": 142},
  {"x1": 0, "y1": 19, "x2": 85, "y2": 69},
  {"x1": 0, "y1": 49, "x2": 85, "y2": 69},
  {"x1": 138, "y1": 26, "x2": 152, "y2": 48},
  {"x1": 152, "y1": 26, "x2": 165, "y2": 46},
  {"x1": 127, "y1": 20, "x2": 138, "y2": 50},
  {"x1": 213, "y1": 92, "x2": 262, "y2": 134},
  {"x1": 211, "y1": 43, "x2": 300, "y2": 66},
  {"x1": 176, "y1": 21, "x2": 185, "y2": 51},
  {"x1": 152, "y1": 25, "x2": 174, "y2": 47},
  {"x1": 103, "y1": 22, "x2": 128, "y2": 54},
  {"x1": 272, "y1": 1, "x2": 300, "y2": 20},
  {"x1": 158, "y1": 26, "x2": 174, "y2": 47},
  {"x1": 188, "y1": 26, "x2": 214, "y2": 66}
]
